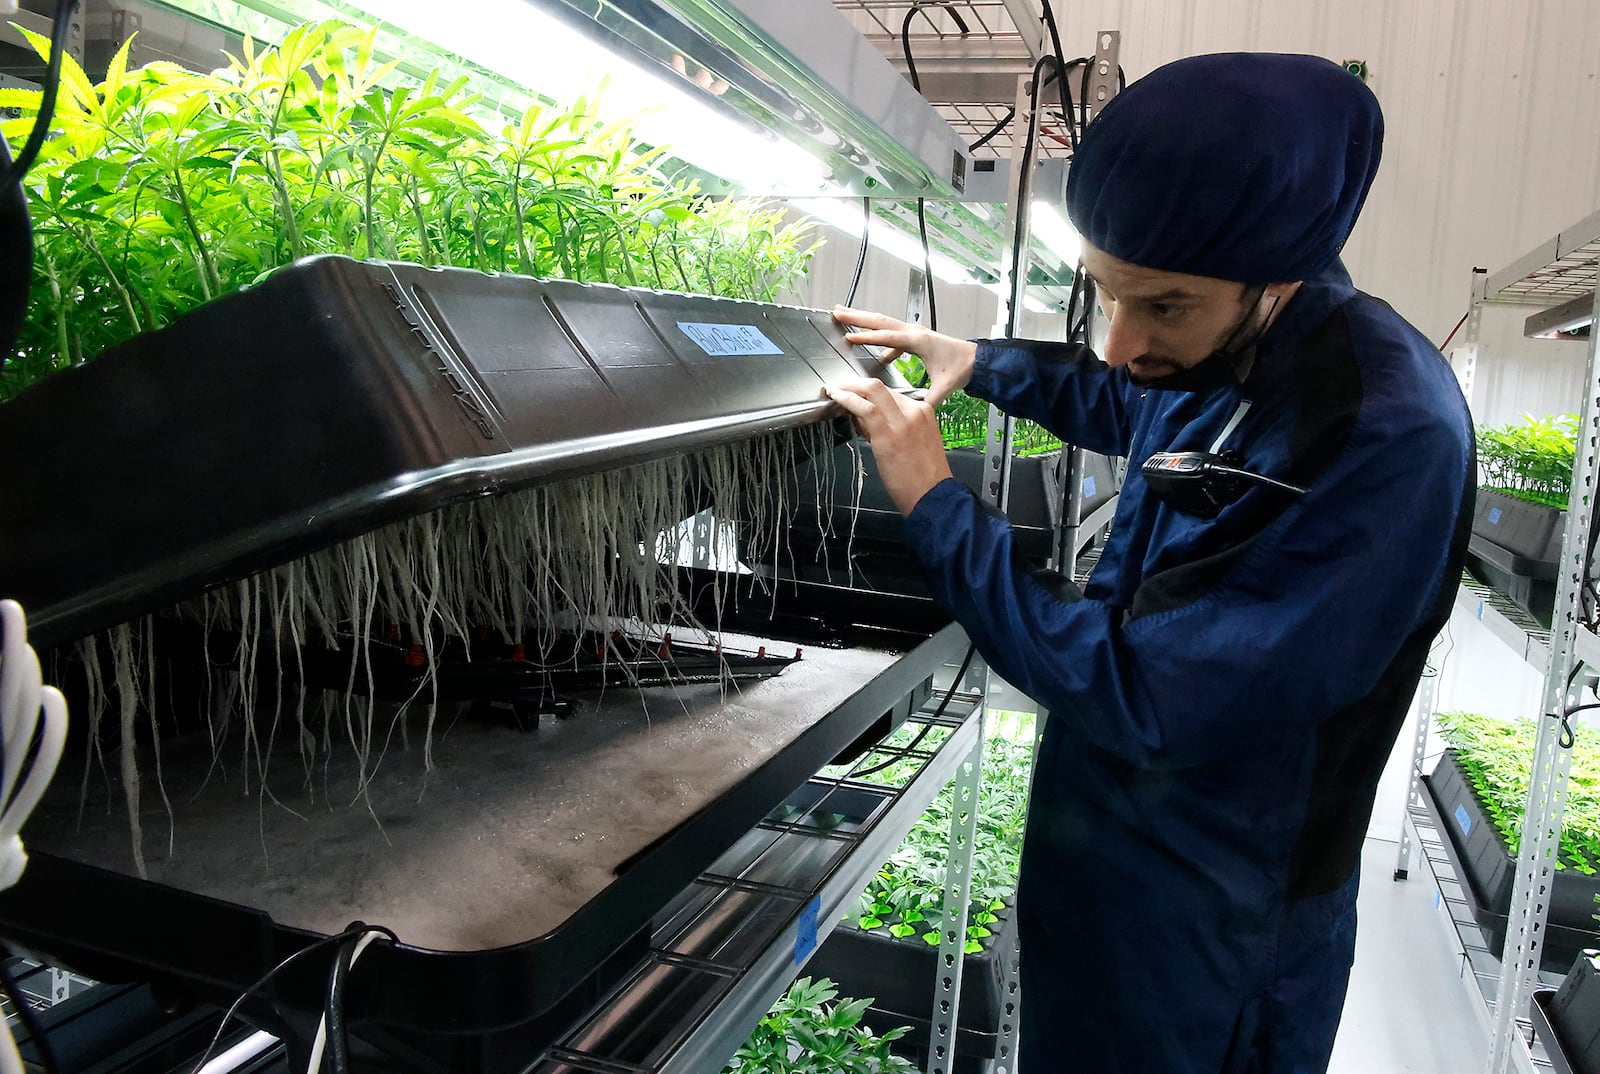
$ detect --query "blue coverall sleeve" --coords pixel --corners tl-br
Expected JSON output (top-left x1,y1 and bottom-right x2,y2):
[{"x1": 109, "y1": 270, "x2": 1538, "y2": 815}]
[
  {"x1": 902, "y1": 404, "x2": 1470, "y2": 769},
  {"x1": 967, "y1": 340, "x2": 1134, "y2": 457}
]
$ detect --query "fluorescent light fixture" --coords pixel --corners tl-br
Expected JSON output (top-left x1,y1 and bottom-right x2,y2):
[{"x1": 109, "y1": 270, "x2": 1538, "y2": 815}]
[
  {"x1": 1029, "y1": 201, "x2": 1083, "y2": 270},
  {"x1": 987, "y1": 283, "x2": 1052, "y2": 315},
  {"x1": 1525, "y1": 292, "x2": 1595, "y2": 341},
  {"x1": 792, "y1": 198, "x2": 974, "y2": 284},
  {"x1": 342, "y1": 0, "x2": 833, "y2": 194}
]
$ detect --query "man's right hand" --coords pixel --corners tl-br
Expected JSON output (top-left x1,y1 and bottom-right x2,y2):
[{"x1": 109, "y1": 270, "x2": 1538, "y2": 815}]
[{"x1": 832, "y1": 306, "x2": 978, "y2": 408}]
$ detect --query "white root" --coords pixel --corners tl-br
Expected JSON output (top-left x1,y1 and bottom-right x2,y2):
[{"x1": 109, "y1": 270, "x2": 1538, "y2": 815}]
[{"x1": 74, "y1": 427, "x2": 838, "y2": 858}]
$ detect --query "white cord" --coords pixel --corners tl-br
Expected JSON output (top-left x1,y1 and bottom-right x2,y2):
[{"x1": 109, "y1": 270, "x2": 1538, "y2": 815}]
[
  {"x1": 0, "y1": 600, "x2": 69, "y2": 1074},
  {"x1": 305, "y1": 930, "x2": 386, "y2": 1074},
  {"x1": 1208, "y1": 399, "x2": 1253, "y2": 454}
]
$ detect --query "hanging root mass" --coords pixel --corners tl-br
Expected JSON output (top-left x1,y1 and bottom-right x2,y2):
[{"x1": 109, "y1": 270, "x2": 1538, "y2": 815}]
[{"x1": 72, "y1": 425, "x2": 840, "y2": 874}]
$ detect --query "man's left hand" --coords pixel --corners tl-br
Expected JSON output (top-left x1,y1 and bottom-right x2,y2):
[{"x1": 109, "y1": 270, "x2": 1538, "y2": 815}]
[{"x1": 825, "y1": 378, "x2": 953, "y2": 517}]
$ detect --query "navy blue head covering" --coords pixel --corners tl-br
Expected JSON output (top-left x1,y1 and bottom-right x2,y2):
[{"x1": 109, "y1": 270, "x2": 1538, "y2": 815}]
[{"x1": 1064, "y1": 53, "x2": 1383, "y2": 283}]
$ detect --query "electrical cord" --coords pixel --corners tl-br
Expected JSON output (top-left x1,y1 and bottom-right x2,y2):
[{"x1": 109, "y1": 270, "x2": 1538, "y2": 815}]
[
  {"x1": 851, "y1": 645, "x2": 977, "y2": 778},
  {"x1": 1437, "y1": 311, "x2": 1470, "y2": 352},
  {"x1": 967, "y1": 110, "x2": 1011, "y2": 153},
  {"x1": 1, "y1": 0, "x2": 76, "y2": 188},
  {"x1": 185, "y1": 923, "x2": 398, "y2": 1074},
  {"x1": 306, "y1": 927, "x2": 388, "y2": 1074},
  {"x1": 899, "y1": 3, "x2": 969, "y2": 96},
  {"x1": 916, "y1": 198, "x2": 937, "y2": 333},
  {"x1": 1001, "y1": 54, "x2": 1054, "y2": 339},
  {"x1": 844, "y1": 196, "x2": 870, "y2": 308},
  {"x1": 1037, "y1": 0, "x2": 1079, "y2": 153},
  {"x1": 0, "y1": 600, "x2": 68, "y2": 1074},
  {"x1": 324, "y1": 939, "x2": 355, "y2": 1074}
]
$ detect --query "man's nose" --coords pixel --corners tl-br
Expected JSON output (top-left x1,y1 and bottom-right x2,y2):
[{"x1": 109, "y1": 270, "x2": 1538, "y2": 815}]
[{"x1": 1101, "y1": 311, "x2": 1146, "y2": 368}]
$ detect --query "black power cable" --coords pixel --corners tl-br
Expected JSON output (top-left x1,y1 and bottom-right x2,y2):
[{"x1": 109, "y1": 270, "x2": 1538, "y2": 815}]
[
  {"x1": 900, "y1": 3, "x2": 970, "y2": 95},
  {"x1": 968, "y1": 110, "x2": 1012, "y2": 153},
  {"x1": 852, "y1": 645, "x2": 978, "y2": 778},
  {"x1": 1003, "y1": 54, "x2": 1055, "y2": 338},
  {"x1": 325, "y1": 934, "x2": 358, "y2": 1074},
  {"x1": 1, "y1": 0, "x2": 77, "y2": 187},
  {"x1": 845, "y1": 196, "x2": 870, "y2": 307},
  {"x1": 916, "y1": 198, "x2": 937, "y2": 333},
  {"x1": 186, "y1": 923, "x2": 399, "y2": 1074},
  {"x1": 1036, "y1": 0, "x2": 1078, "y2": 153}
]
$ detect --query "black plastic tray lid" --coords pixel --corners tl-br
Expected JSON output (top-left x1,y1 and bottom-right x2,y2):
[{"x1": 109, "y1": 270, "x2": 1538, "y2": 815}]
[{"x1": 0, "y1": 257, "x2": 880, "y2": 648}]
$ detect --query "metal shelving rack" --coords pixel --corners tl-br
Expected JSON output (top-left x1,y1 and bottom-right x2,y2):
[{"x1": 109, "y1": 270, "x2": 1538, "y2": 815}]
[
  {"x1": 1395, "y1": 207, "x2": 1600, "y2": 1074},
  {"x1": 532, "y1": 670, "x2": 988, "y2": 1073}
]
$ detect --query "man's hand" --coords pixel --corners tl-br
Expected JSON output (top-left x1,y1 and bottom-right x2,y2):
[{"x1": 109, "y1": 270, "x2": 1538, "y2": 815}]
[
  {"x1": 824, "y1": 378, "x2": 954, "y2": 517},
  {"x1": 832, "y1": 306, "x2": 978, "y2": 407}
]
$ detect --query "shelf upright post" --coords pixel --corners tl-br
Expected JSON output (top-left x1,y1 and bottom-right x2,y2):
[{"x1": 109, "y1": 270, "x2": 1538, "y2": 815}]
[
  {"x1": 1396, "y1": 267, "x2": 1486, "y2": 882},
  {"x1": 1486, "y1": 284, "x2": 1600, "y2": 1074},
  {"x1": 1452, "y1": 269, "x2": 1488, "y2": 412},
  {"x1": 1394, "y1": 642, "x2": 1443, "y2": 881}
]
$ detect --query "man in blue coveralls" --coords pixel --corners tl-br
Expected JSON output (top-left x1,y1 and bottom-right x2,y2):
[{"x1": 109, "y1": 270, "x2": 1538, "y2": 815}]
[{"x1": 824, "y1": 54, "x2": 1475, "y2": 1073}]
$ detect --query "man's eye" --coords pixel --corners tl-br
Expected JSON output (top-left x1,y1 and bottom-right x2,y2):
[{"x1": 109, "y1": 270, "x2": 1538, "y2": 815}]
[{"x1": 1151, "y1": 303, "x2": 1184, "y2": 320}]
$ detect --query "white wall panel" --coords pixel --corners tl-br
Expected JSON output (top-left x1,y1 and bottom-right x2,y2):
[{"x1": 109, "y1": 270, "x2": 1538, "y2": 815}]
[{"x1": 1042, "y1": 0, "x2": 1600, "y2": 420}]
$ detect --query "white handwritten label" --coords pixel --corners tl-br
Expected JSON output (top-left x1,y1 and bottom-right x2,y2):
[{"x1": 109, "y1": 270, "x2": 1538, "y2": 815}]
[{"x1": 677, "y1": 321, "x2": 783, "y2": 357}]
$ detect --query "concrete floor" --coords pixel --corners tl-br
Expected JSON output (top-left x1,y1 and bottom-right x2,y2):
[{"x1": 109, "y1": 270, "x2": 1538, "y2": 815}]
[{"x1": 1329, "y1": 836, "x2": 1495, "y2": 1074}]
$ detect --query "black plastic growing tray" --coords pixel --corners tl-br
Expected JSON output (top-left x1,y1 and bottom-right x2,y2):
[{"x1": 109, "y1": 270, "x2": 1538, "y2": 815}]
[
  {"x1": 0, "y1": 618, "x2": 966, "y2": 1070},
  {"x1": 807, "y1": 901, "x2": 1019, "y2": 1072},
  {"x1": 1535, "y1": 989, "x2": 1583, "y2": 1074},
  {"x1": 1423, "y1": 751, "x2": 1600, "y2": 972},
  {"x1": 0, "y1": 256, "x2": 886, "y2": 649}
]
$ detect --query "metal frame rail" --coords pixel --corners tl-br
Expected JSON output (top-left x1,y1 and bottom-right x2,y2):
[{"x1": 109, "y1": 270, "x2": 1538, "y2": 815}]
[
  {"x1": 531, "y1": 664, "x2": 987, "y2": 1073},
  {"x1": 1393, "y1": 208, "x2": 1600, "y2": 1074}
]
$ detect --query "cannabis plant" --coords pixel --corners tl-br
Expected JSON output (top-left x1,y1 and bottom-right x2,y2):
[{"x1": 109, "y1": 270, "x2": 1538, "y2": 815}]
[
  {"x1": 1477, "y1": 413, "x2": 1578, "y2": 510},
  {"x1": 894, "y1": 353, "x2": 1062, "y2": 456},
  {"x1": 1437, "y1": 710, "x2": 1600, "y2": 873},
  {"x1": 844, "y1": 711, "x2": 1035, "y2": 952},
  {"x1": 723, "y1": 977, "x2": 916, "y2": 1074},
  {"x1": 0, "y1": 20, "x2": 817, "y2": 398}
]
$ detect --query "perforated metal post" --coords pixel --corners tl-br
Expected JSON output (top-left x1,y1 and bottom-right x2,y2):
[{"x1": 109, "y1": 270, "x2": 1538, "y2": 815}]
[
  {"x1": 1396, "y1": 269, "x2": 1484, "y2": 882},
  {"x1": 908, "y1": 267, "x2": 928, "y2": 327},
  {"x1": 1394, "y1": 640, "x2": 1442, "y2": 881},
  {"x1": 1486, "y1": 284, "x2": 1600, "y2": 1073},
  {"x1": 1080, "y1": 31, "x2": 1121, "y2": 127},
  {"x1": 1454, "y1": 269, "x2": 1487, "y2": 410}
]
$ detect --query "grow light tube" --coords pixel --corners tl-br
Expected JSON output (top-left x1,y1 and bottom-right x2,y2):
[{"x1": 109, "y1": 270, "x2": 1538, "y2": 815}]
[
  {"x1": 790, "y1": 198, "x2": 974, "y2": 285},
  {"x1": 340, "y1": 0, "x2": 834, "y2": 195},
  {"x1": 1029, "y1": 202, "x2": 1083, "y2": 272}
]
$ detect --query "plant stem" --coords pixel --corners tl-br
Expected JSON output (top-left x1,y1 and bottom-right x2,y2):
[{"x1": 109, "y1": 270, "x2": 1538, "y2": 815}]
[{"x1": 171, "y1": 169, "x2": 219, "y2": 299}]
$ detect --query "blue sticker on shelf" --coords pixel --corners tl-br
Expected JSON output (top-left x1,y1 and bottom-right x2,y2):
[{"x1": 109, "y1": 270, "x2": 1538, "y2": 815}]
[
  {"x1": 794, "y1": 896, "x2": 821, "y2": 965},
  {"x1": 1454, "y1": 803, "x2": 1472, "y2": 837},
  {"x1": 677, "y1": 321, "x2": 783, "y2": 357},
  {"x1": 1083, "y1": 475, "x2": 1097, "y2": 498},
  {"x1": 1488, "y1": 507, "x2": 1502, "y2": 525}
]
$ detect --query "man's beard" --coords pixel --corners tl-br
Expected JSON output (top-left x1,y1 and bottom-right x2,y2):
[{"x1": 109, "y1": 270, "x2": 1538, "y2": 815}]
[{"x1": 1127, "y1": 286, "x2": 1275, "y2": 391}]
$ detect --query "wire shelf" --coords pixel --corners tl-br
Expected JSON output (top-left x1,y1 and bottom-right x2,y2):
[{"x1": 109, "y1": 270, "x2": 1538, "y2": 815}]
[
  {"x1": 936, "y1": 100, "x2": 1073, "y2": 158},
  {"x1": 831, "y1": 0, "x2": 1022, "y2": 41},
  {"x1": 1486, "y1": 208, "x2": 1600, "y2": 306}
]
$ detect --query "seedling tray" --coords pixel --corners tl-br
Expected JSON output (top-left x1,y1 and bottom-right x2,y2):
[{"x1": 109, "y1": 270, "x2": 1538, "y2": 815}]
[
  {"x1": 1423, "y1": 752, "x2": 1600, "y2": 971},
  {"x1": 1534, "y1": 989, "x2": 1583, "y2": 1074},
  {"x1": 0, "y1": 257, "x2": 884, "y2": 649},
  {"x1": 0, "y1": 624, "x2": 963, "y2": 1067}
]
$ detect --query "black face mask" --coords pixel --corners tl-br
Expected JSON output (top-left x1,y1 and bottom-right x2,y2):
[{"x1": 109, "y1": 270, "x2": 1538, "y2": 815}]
[{"x1": 1127, "y1": 286, "x2": 1275, "y2": 394}]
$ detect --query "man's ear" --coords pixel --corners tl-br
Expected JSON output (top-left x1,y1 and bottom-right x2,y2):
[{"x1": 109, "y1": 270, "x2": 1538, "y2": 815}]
[{"x1": 1264, "y1": 281, "x2": 1304, "y2": 302}]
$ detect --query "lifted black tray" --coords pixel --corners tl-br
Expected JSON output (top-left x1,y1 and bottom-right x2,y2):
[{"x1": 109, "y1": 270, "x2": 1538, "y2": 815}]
[{"x1": 0, "y1": 257, "x2": 885, "y2": 649}]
